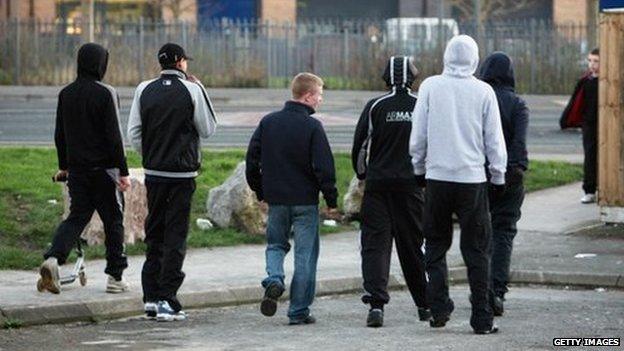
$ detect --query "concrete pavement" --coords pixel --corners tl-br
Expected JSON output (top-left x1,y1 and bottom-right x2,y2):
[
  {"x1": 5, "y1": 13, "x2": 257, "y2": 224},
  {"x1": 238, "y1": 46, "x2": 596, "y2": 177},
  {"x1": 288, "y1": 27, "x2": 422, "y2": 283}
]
[
  {"x1": 2, "y1": 287, "x2": 623, "y2": 350},
  {"x1": 0, "y1": 181, "x2": 622, "y2": 327}
]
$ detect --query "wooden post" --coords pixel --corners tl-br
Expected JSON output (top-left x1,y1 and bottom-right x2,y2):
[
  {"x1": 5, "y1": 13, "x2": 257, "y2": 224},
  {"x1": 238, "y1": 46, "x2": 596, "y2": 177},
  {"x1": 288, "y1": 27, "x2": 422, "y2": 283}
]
[{"x1": 598, "y1": 11, "x2": 624, "y2": 222}]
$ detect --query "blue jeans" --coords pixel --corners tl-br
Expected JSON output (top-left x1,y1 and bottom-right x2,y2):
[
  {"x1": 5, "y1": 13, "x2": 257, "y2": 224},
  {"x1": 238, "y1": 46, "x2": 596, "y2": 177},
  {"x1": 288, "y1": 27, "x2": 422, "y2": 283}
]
[{"x1": 262, "y1": 205, "x2": 320, "y2": 320}]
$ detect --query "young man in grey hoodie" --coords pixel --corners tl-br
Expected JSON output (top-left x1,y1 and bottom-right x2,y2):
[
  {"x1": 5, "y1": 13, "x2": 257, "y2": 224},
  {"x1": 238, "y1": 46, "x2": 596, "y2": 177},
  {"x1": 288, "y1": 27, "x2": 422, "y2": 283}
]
[{"x1": 409, "y1": 35, "x2": 507, "y2": 334}]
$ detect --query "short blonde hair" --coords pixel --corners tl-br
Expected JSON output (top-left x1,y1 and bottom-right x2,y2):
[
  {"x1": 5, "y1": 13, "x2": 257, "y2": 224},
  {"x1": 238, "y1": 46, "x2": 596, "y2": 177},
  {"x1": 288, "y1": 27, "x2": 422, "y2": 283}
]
[{"x1": 291, "y1": 72, "x2": 324, "y2": 99}]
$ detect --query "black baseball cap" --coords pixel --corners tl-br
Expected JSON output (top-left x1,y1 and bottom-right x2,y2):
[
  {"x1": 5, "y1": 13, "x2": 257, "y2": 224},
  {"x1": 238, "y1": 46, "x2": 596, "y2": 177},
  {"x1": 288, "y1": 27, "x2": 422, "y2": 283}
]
[{"x1": 157, "y1": 43, "x2": 193, "y2": 66}]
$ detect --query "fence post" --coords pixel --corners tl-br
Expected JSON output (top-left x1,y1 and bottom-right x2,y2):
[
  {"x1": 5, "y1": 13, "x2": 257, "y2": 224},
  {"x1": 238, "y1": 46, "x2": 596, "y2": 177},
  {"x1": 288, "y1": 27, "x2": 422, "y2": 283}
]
[
  {"x1": 14, "y1": 18, "x2": 20, "y2": 85},
  {"x1": 529, "y1": 19, "x2": 536, "y2": 93},
  {"x1": 266, "y1": 20, "x2": 271, "y2": 88},
  {"x1": 182, "y1": 20, "x2": 188, "y2": 49},
  {"x1": 343, "y1": 25, "x2": 349, "y2": 78},
  {"x1": 138, "y1": 17, "x2": 144, "y2": 82}
]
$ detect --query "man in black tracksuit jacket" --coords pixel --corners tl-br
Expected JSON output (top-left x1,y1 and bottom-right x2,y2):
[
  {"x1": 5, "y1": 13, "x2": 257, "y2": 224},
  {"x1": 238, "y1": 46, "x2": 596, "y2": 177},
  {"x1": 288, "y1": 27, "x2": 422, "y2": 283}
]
[
  {"x1": 39, "y1": 43, "x2": 130, "y2": 295},
  {"x1": 351, "y1": 56, "x2": 429, "y2": 327},
  {"x1": 127, "y1": 43, "x2": 217, "y2": 321},
  {"x1": 479, "y1": 52, "x2": 529, "y2": 316}
]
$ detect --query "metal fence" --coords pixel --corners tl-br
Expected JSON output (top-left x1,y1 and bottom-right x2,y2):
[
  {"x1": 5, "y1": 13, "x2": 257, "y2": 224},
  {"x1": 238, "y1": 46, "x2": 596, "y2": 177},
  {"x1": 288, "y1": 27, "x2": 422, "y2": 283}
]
[{"x1": 0, "y1": 18, "x2": 590, "y2": 94}]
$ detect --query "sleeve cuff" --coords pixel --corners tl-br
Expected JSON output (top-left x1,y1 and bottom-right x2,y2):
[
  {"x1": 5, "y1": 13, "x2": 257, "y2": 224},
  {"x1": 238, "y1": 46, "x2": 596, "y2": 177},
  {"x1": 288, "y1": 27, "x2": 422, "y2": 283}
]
[{"x1": 490, "y1": 173, "x2": 505, "y2": 185}]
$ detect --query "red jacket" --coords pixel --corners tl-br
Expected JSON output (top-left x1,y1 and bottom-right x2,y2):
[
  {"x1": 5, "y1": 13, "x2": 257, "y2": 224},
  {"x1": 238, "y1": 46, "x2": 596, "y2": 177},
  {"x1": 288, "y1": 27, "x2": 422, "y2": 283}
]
[{"x1": 559, "y1": 71, "x2": 592, "y2": 129}]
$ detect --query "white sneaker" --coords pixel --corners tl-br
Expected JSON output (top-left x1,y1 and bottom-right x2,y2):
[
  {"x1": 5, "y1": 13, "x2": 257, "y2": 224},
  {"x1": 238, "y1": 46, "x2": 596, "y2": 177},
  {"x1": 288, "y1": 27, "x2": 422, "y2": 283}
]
[
  {"x1": 581, "y1": 193, "x2": 596, "y2": 204},
  {"x1": 106, "y1": 275, "x2": 130, "y2": 293},
  {"x1": 144, "y1": 302, "x2": 158, "y2": 320},
  {"x1": 38, "y1": 257, "x2": 61, "y2": 294},
  {"x1": 156, "y1": 301, "x2": 187, "y2": 322}
]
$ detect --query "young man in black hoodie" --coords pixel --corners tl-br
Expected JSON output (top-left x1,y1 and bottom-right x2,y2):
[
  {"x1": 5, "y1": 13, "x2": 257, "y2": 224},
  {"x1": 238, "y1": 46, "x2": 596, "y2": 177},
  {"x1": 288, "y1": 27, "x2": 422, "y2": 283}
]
[
  {"x1": 246, "y1": 72, "x2": 338, "y2": 325},
  {"x1": 128, "y1": 43, "x2": 217, "y2": 322},
  {"x1": 351, "y1": 56, "x2": 430, "y2": 327},
  {"x1": 479, "y1": 52, "x2": 529, "y2": 316},
  {"x1": 39, "y1": 43, "x2": 131, "y2": 295}
]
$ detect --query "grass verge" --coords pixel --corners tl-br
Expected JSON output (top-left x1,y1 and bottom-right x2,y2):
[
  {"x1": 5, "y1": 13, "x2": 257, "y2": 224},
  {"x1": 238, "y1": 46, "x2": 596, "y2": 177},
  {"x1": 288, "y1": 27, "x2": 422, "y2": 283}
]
[{"x1": 0, "y1": 147, "x2": 582, "y2": 270}]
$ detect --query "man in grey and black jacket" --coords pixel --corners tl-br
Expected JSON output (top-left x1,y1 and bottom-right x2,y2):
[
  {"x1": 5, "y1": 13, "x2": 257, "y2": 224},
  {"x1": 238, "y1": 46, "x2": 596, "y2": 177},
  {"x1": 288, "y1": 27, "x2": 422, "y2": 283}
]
[
  {"x1": 39, "y1": 43, "x2": 130, "y2": 295},
  {"x1": 351, "y1": 56, "x2": 430, "y2": 328},
  {"x1": 409, "y1": 35, "x2": 507, "y2": 334},
  {"x1": 128, "y1": 43, "x2": 217, "y2": 322}
]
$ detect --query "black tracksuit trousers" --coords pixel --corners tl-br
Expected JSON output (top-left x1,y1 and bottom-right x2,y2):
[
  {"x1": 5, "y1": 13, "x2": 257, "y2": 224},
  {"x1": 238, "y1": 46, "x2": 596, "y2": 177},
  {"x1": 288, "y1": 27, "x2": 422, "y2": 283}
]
[
  {"x1": 489, "y1": 180, "x2": 524, "y2": 298},
  {"x1": 142, "y1": 178, "x2": 195, "y2": 312},
  {"x1": 360, "y1": 189, "x2": 428, "y2": 310},
  {"x1": 424, "y1": 180, "x2": 493, "y2": 331},
  {"x1": 44, "y1": 170, "x2": 127, "y2": 279},
  {"x1": 582, "y1": 118, "x2": 598, "y2": 194}
]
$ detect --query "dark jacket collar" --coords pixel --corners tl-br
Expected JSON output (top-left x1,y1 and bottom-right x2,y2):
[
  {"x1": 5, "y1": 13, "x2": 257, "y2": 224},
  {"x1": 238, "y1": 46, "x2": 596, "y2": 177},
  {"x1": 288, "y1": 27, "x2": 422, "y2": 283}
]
[
  {"x1": 284, "y1": 100, "x2": 316, "y2": 115},
  {"x1": 160, "y1": 69, "x2": 187, "y2": 79}
]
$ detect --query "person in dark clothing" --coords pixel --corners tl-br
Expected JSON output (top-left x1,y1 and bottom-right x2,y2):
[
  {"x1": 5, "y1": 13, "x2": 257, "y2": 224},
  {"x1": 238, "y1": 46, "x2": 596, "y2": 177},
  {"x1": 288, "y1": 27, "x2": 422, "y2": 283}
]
[
  {"x1": 479, "y1": 51, "x2": 529, "y2": 316},
  {"x1": 560, "y1": 48, "x2": 599, "y2": 203},
  {"x1": 127, "y1": 43, "x2": 217, "y2": 322},
  {"x1": 246, "y1": 72, "x2": 339, "y2": 325},
  {"x1": 351, "y1": 56, "x2": 430, "y2": 328},
  {"x1": 39, "y1": 43, "x2": 131, "y2": 295}
]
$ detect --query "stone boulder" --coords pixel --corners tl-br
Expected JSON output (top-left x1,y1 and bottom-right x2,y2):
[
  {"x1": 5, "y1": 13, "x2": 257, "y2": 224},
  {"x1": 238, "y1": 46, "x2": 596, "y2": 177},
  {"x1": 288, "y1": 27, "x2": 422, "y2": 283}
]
[
  {"x1": 62, "y1": 168, "x2": 147, "y2": 245},
  {"x1": 206, "y1": 162, "x2": 267, "y2": 235},
  {"x1": 343, "y1": 176, "x2": 365, "y2": 222}
]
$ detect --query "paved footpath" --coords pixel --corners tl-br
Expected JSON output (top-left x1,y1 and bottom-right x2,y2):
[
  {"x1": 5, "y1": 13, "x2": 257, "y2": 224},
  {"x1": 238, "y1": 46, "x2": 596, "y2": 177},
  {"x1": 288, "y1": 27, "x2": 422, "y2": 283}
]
[{"x1": 0, "y1": 182, "x2": 622, "y2": 327}]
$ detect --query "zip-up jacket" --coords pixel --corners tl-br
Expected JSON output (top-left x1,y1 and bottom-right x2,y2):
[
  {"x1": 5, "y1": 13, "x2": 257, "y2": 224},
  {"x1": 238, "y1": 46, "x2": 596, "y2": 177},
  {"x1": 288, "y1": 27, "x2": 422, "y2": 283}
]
[
  {"x1": 479, "y1": 52, "x2": 529, "y2": 171},
  {"x1": 54, "y1": 43, "x2": 129, "y2": 176},
  {"x1": 352, "y1": 56, "x2": 419, "y2": 192},
  {"x1": 245, "y1": 101, "x2": 338, "y2": 208},
  {"x1": 127, "y1": 69, "x2": 217, "y2": 178}
]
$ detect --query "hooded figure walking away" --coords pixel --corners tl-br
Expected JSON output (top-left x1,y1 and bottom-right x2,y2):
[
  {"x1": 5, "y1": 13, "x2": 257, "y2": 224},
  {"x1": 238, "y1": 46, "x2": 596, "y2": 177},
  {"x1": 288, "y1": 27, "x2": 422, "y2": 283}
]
[
  {"x1": 479, "y1": 52, "x2": 529, "y2": 317},
  {"x1": 409, "y1": 35, "x2": 507, "y2": 334},
  {"x1": 351, "y1": 56, "x2": 430, "y2": 328},
  {"x1": 39, "y1": 43, "x2": 131, "y2": 295}
]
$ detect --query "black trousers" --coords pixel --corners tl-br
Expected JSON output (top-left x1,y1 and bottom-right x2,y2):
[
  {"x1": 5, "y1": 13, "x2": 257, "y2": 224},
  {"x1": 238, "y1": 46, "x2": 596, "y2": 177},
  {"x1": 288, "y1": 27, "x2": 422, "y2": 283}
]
[
  {"x1": 582, "y1": 118, "x2": 598, "y2": 194},
  {"x1": 44, "y1": 170, "x2": 127, "y2": 279},
  {"x1": 142, "y1": 178, "x2": 195, "y2": 312},
  {"x1": 424, "y1": 180, "x2": 493, "y2": 330},
  {"x1": 489, "y1": 180, "x2": 525, "y2": 298},
  {"x1": 360, "y1": 189, "x2": 428, "y2": 309}
]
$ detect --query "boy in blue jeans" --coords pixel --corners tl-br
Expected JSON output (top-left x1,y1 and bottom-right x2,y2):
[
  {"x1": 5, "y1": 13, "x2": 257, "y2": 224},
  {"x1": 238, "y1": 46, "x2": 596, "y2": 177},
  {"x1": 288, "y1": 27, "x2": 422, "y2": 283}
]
[{"x1": 246, "y1": 73, "x2": 339, "y2": 325}]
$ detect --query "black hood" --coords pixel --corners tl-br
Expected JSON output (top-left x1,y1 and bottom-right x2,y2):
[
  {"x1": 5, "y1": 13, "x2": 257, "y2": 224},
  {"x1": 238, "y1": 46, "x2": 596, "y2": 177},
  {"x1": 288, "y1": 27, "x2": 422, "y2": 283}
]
[
  {"x1": 382, "y1": 56, "x2": 418, "y2": 88},
  {"x1": 479, "y1": 51, "x2": 515, "y2": 89},
  {"x1": 77, "y1": 43, "x2": 109, "y2": 81}
]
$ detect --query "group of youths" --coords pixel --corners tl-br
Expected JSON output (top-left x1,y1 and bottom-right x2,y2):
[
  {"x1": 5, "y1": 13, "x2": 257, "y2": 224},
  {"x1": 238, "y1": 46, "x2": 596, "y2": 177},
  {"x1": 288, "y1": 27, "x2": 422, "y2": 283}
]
[{"x1": 37, "y1": 33, "x2": 599, "y2": 333}]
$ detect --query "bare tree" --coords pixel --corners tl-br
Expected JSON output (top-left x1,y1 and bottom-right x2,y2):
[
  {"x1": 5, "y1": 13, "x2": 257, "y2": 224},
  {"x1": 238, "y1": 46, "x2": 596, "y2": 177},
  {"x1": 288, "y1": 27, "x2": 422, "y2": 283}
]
[{"x1": 447, "y1": 0, "x2": 543, "y2": 22}]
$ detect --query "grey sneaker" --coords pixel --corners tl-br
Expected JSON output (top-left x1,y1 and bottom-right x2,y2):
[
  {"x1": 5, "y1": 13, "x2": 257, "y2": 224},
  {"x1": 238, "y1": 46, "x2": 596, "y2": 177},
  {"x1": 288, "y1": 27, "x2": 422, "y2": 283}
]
[
  {"x1": 581, "y1": 193, "x2": 596, "y2": 204},
  {"x1": 288, "y1": 314, "x2": 316, "y2": 325},
  {"x1": 366, "y1": 309, "x2": 384, "y2": 328},
  {"x1": 156, "y1": 301, "x2": 187, "y2": 322},
  {"x1": 106, "y1": 275, "x2": 129, "y2": 293},
  {"x1": 38, "y1": 257, "x2": 61, "y2": 294},
  {"x1": 144, "y1": 302, "x2": 158, "y2": 319}
]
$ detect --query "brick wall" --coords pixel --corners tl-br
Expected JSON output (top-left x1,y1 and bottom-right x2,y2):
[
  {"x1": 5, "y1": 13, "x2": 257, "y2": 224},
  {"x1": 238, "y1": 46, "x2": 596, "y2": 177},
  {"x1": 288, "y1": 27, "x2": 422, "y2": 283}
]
[
  {"x1": 259, "y1": 0, "x2": 296, "y2": 23},
  {"x1": 553, "y1": 0, "x2": 588, "y2": 25}
]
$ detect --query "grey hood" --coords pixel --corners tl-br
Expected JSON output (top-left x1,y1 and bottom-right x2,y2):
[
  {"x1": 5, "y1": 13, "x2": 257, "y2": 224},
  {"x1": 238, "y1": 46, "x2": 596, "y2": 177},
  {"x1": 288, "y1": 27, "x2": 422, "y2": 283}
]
[{"x1": 442, "y1": 35, "x2": 479, "y2": 78}]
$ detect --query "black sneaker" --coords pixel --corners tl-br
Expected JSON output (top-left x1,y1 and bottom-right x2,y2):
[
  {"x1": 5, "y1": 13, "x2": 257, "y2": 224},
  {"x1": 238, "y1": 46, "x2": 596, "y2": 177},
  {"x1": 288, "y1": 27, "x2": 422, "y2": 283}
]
[
  {"x1": 474, "y1": 325, "x2": 499, "y2": 335},
  {"x1": 288, "y1": 315, "x2": 316, "y2": 325},
  {"x1": 366, "y1": 309, "x2": 384, "y2": 328},
  {"x1": 260, "y1": 283, "x2": 284, "y2": 317},
  {"x1": 491, "y1": 295, "x2": 504, "y2": 317},
  {"x1": 430, "y1": 299, "x2": 454, "y2": 328},
  {"x1": 418, "y1": 308, "x2": 432, "y2": 321}
]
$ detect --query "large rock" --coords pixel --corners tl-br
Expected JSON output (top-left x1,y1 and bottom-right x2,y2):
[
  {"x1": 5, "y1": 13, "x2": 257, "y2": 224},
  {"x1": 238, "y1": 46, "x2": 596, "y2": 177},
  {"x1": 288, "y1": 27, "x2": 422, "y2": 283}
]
[
  {"x1": 206, "y1": 162, "x2": 267, "y2": 235},
  {"x1": 62, "y1": 168, "x2": 147, "y2": 245},
  {"x1": 343, "y1": 176, "x2": 365, "y2": 221}
]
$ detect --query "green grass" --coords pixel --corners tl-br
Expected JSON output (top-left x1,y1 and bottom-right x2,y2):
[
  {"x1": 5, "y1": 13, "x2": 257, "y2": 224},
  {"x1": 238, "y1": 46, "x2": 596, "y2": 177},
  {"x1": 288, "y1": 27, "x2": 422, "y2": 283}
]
[{"x1": 0, "y1": 147, "x2": 582, "y2": 270}]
